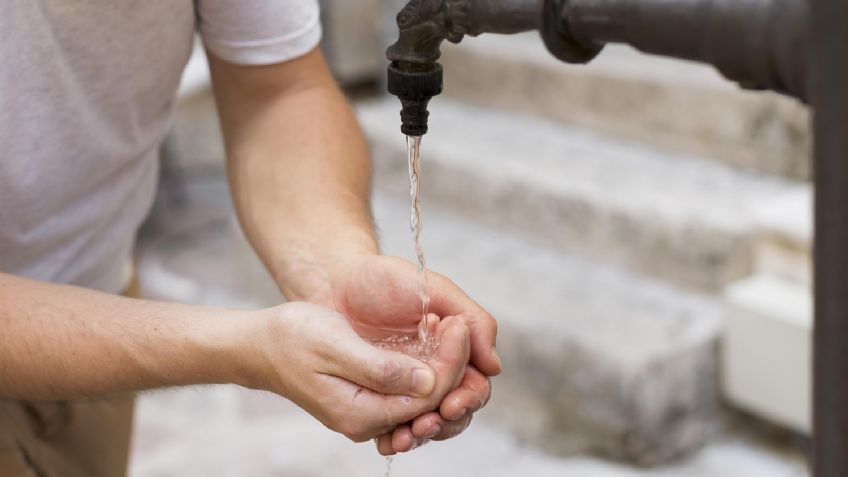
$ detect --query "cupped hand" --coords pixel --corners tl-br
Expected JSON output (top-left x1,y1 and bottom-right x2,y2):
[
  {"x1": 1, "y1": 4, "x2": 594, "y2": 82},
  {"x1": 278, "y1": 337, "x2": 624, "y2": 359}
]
[
  {"x1": 309, "y1": 255, "x2": 501, "y2": 453},
  {"x1": 247, "y1": 302, "x2": 470, "y2": 442},
  {"x1": 375, "y1": 363, "x2": 491, "y2": 455}
]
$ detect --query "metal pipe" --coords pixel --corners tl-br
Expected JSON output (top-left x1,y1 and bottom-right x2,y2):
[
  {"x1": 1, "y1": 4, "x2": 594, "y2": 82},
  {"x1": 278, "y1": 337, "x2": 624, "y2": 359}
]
[
  {"x1": 387, "y1": 0, "x2": 542, "y2": 65},
  {"x1": 552, "y1": 0, "x2": 808, "y2": 100},
  {"x1": 463, "y1": 0, "x2": 543, "y2": 36},
  {"x1": 811, "y1": 0, "x2": 848, "y2": 473}
]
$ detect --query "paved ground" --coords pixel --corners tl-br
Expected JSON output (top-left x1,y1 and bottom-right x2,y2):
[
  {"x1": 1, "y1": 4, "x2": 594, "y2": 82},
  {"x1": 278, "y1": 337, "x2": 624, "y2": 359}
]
[{"x1": 129, "y1": 385, "x2": 807, "y2": 477}]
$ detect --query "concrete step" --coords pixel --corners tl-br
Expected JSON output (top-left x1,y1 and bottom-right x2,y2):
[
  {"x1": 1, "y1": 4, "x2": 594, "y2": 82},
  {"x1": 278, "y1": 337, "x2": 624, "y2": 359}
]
[
  {"x1": 137, "y1": 172, "x2": 724, "y2": 465},
  {"x1": 358, "y1": 97, "x2": 802, "y2": 293},
  {"x1": 438, "y1": 33, "x2": 811, "y2": 180},
  {"x1": 748, "y1": 188, "x2": 812, "y2": 285}
]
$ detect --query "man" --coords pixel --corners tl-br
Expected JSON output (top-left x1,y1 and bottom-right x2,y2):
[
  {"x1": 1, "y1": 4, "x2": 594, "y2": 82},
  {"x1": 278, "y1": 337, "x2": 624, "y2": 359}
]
[{"x1": 0, "y1": 1, "x2": 500, "y2": 475}]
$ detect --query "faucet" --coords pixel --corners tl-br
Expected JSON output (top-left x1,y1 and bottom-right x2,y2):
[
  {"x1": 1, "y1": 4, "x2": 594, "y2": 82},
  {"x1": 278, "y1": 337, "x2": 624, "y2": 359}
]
[
  {"x1": 386, "y1": 0, "x2": 808, "y2": 136},
  {"x1": 386, "y1": 0, "x2": 543, "y2": 136}
]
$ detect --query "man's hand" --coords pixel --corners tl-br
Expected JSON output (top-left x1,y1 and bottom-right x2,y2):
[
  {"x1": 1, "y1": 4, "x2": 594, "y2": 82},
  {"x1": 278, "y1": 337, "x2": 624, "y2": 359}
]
[
  {"x1": 305, "y1": 255, "x2": 501, "y2": 454},
  {"x1": 0, "y1": 272, "x2": 473, "y2": 444},
  {"x1": 209, "y1": 47, "x2": 500, "y2": 453},
  {"x1": 246, "y1": 302, "x2": 470, "y2": 442}
]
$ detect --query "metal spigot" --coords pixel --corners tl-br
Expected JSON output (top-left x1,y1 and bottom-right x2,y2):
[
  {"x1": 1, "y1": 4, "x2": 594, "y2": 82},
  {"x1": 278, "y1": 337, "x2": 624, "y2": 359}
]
[
  {"x1": 386, "y1": 0, "x2": 544, "y2": 136},
  {"x1": 386, "y1": 61, "x2": 442, "y2": 137}
]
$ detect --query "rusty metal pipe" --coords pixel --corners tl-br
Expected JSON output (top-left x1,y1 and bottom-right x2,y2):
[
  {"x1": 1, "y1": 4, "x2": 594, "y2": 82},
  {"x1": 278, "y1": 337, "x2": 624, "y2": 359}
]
[
  {"x1": 811, "y1": 0, "x2": 848, "y2": 474},
  {"x1": 463, "y1": 0, "x2": 543, "y2": 36},
  {"x1": 550, "y1": 0, "x2": 809, "y2": 99}
]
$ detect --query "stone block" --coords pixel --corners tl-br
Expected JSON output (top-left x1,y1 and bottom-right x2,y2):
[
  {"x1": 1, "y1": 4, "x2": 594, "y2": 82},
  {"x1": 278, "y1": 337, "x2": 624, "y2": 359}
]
[{"x1": 722, "y1": 274, "x2": 812, "y2": 434}]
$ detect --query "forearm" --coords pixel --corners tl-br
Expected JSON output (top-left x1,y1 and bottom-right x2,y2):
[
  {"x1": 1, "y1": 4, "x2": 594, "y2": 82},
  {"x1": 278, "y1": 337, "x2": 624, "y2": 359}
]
[
  {"x1": 210, "y1": 49, "x2": 378, "y2": 302},
  {"x1": 0, "y1": 273, "x2": 253, "y2": 400}
]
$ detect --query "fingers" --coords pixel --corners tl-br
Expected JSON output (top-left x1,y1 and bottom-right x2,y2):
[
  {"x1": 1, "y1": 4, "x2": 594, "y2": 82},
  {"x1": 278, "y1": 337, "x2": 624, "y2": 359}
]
[
  {"x1": 327, "y1": 334, "x2": 437, "y2": 397},
  {"x1": 370, "y1": 336, "x2": 486, "y2": 455},
  {"x1": 410, "y1": 411, "x2": 471, "y2": 443},
  {"x1": 410, "y1": 411, "x2": 443, "y2": 439},
  {"x1": 391, "y1": 422, "x2": 441, "y2": 453},
  {"x1": 438, "y1": 365, "x2": 491, "y2": 420},
  {"x1": 386, "y1": 411, "x2": 472, "y2": 455},
  {"x1": 467, "y1": 313, "x2": 502, "y2": 377},
  {"x1": 376, "y1": 418, "x2": 441, "y2": 456},
  {"x1": 374, "y1": 316, "x2": 470, "y2": 424},
  {"x1": 439, "y1": 414, "x2": 472, "y2": 441},
  {"x1": 405, "y1": 366, "x2": 487, "y2": 444},
  {"x1": 332, "y1": 316, "x2": 471, "y2": 442},
  {"x1": 391, "y1": 425, "x2": 416, "y2": 452},
  {"x1": 430, "y1": 273, "x2": 502, "y2": 377},
  {"x1": 426, "y1": 316, "x2": 472, "y2": 394},
  {"x1": 375, "y1": 411, "x2": 474, "y2": 456},
  {"x1": 378, "y1": 364, "x2": 486, "y2": 455},
  {"x1": 376, "y1": 434, "x2": 395, "y2": 456}
]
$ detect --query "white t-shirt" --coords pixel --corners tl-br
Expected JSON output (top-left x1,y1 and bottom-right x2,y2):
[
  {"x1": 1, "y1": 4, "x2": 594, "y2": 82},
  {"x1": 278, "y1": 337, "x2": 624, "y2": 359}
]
[{"x1": 0, "y1": 0, "x2": 322, "y2": 293}]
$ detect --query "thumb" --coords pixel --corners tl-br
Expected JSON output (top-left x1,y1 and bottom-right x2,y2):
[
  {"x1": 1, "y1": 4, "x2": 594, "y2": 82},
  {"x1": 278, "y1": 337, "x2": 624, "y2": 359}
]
[{"x1": 329, "y1": 337, "x2": 436, "y2": 398}]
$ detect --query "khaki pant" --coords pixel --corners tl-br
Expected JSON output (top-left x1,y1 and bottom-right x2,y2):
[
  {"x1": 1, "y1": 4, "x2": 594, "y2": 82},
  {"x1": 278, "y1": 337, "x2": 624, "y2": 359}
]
[
  {"x1": 0, "y1": 398, "x2": 135, "y2": 477},
  {"x1": 0, "y1": 277, "x2": 139, "y2": 477}
]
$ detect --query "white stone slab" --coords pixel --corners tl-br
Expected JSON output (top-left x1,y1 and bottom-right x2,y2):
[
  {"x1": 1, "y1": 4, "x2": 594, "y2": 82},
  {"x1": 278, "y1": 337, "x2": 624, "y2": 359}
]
[{"x1": 722, "y1": 273, "x2": 812, "y2": 433}]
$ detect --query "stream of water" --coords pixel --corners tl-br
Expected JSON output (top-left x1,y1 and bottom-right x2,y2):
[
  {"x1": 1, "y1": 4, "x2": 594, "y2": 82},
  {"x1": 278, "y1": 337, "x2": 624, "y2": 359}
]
[
  {"x1": 374, "y1": 135, "x2": 434, "y2": 477},
  {"x1": 384, "y1": 456, "x2": 394, "y2": 477},
  {"x1": 407, "y1": 135, "x2": 430, "y2": 340}
]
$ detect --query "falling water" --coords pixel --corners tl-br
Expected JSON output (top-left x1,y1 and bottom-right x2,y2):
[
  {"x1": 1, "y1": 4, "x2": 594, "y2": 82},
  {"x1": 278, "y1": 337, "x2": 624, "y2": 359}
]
[
  {"x1": 384, "y1": 456, "x2": 393, "y2": 477},
  {"x1": 370, "y1": 136, "x2": 437, "y2": 359},
  {"x1": 407, "y1": 135, "x2": 431, "y2": 342},
  {"x1": 374, "y1": 136, "x2": 436, "y2": 477}
]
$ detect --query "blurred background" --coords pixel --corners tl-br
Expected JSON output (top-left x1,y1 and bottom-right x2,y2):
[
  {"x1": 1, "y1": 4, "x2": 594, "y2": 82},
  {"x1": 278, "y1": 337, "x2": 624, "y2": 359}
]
[{"x1": 129, "y1": 0, "x2": 813, "y2": 475}]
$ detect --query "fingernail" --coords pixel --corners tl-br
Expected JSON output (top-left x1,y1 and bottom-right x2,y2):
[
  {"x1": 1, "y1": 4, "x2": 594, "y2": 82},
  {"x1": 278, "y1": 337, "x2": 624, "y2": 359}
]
[
  {"x1": 425, "y1": 424, "x2": 442, "y2": 439},
  {"x1": 492, "y1": 349, "x2": 502, "y2": 369},
  {"x1": 412, "y1": 368, "x2": 435, "y2": 396},
  {"x1": 412, "y1": 438, "x2": 430, "y2": 450},
  {"x1": 457, "y1": 407, "x2": 468, "y2": 419}
]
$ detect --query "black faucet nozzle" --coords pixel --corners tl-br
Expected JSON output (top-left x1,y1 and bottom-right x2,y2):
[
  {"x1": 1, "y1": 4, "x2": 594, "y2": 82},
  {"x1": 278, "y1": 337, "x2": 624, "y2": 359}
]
[{"x1": 387, "y1": 61, "x2": 443, "y2": 137}]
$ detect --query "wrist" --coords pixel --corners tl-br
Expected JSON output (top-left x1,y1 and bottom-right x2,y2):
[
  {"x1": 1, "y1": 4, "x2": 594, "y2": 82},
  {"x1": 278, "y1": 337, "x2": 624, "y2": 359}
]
[
  {"x1": 182, "y1": 308, "x2": 266, "y2": 389},
  {"x1": 229, "y1": 303, "x2": 320, "y2": 397},
  {"x1": 274, "y1": 234, "x2": 379, "y2": 303}
]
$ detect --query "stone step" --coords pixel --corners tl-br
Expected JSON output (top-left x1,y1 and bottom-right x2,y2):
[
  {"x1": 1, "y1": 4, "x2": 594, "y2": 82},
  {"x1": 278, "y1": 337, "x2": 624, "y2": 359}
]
[
  {"x1": 438, "y1": 33, "x2": 811, "y2": 180},
  {"x1": 137, "y1": 172, "x2": 724, "y2": 465},
  {"x1": 358, "y1": 97, "x2": 802, "y2": 293},
  {"x1": 748, "y1": 188, "x2": 812, "y2": 285}
]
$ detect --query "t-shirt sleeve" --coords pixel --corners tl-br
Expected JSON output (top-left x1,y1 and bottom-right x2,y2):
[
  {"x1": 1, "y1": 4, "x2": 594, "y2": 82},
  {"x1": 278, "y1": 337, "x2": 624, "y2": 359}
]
[{"x1": 196, "y1": 0, "x2": 322, "y2": 65}]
